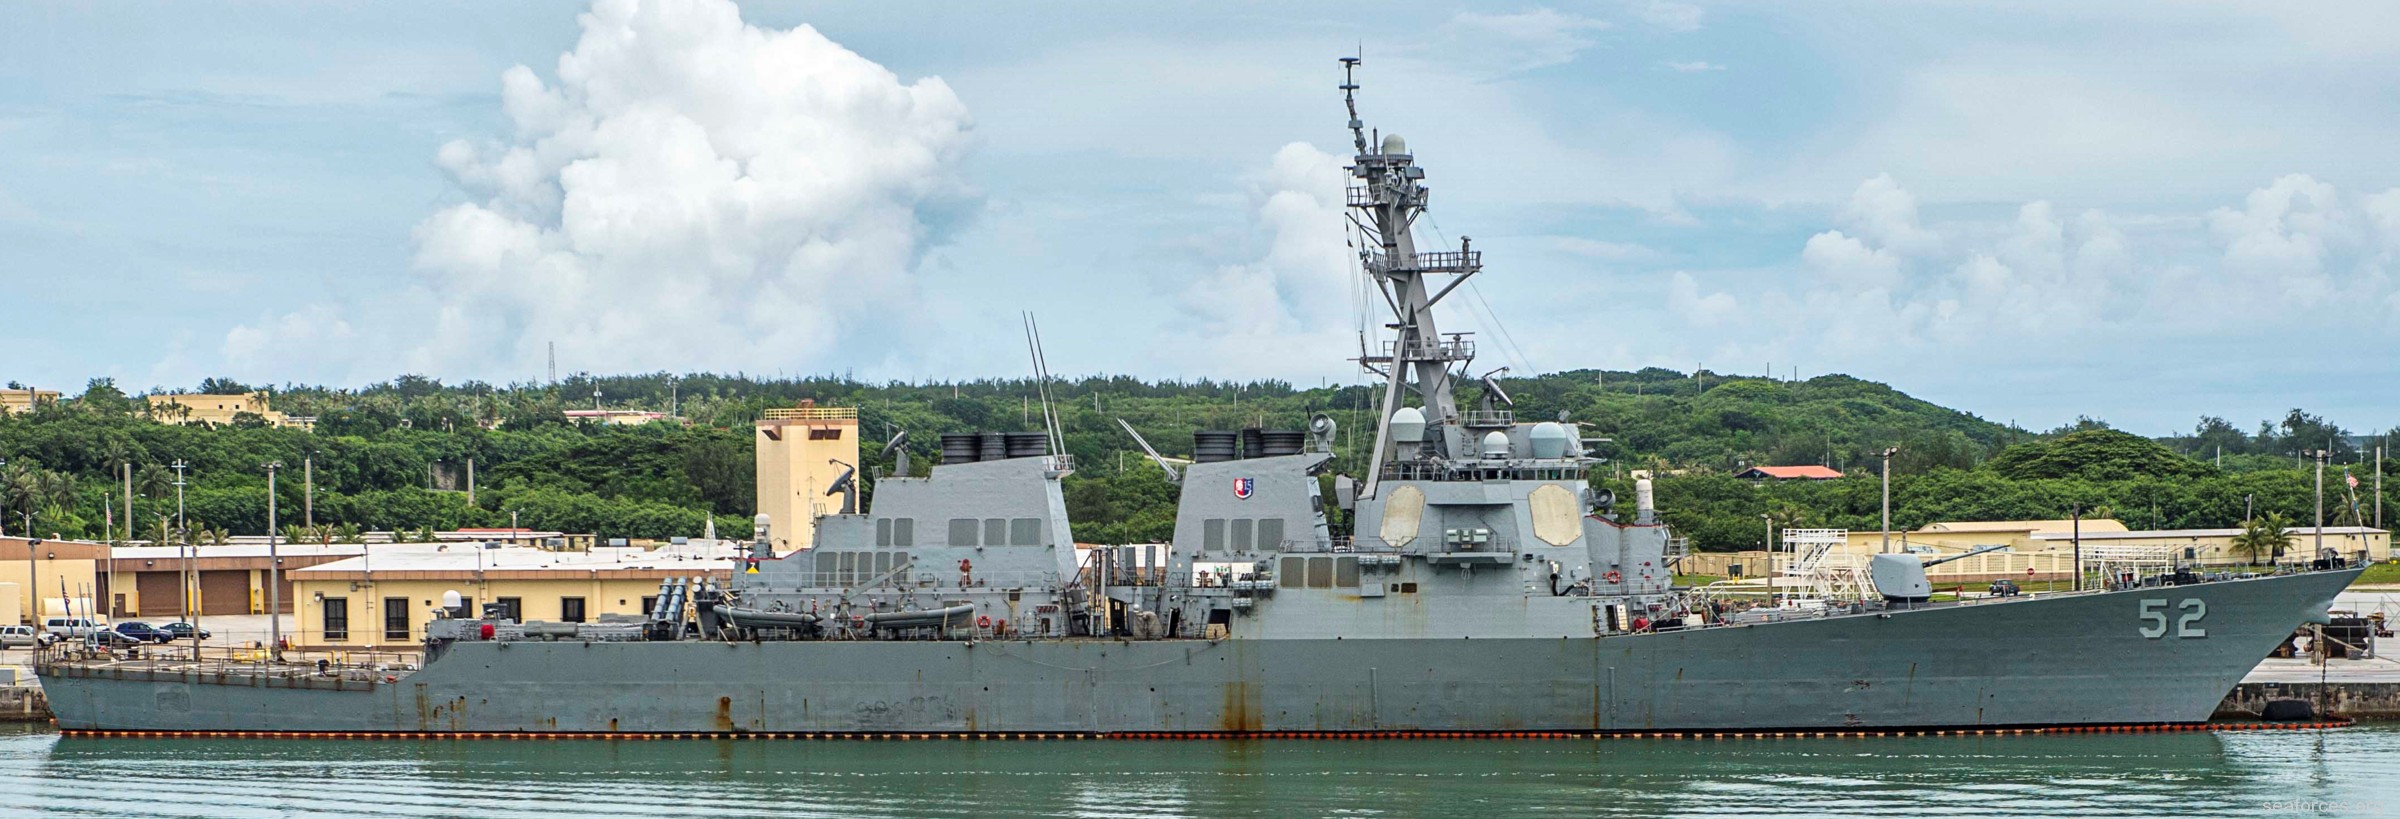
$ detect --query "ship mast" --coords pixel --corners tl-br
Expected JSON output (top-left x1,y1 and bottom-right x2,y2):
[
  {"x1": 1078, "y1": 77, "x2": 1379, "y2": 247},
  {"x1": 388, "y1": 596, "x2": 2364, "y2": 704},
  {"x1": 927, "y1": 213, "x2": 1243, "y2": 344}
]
[{"x1": 1346, "y1": 58, "x2": 1482, "y2": 498}]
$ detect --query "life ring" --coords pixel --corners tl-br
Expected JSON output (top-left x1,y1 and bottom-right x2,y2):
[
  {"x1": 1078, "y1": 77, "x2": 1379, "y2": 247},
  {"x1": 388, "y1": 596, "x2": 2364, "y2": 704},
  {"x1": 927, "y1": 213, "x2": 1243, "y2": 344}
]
[
  {"x1": 1604, "y1": 570, "x2": 1623, "y2": 584},
  {"x1": 976, "y1": 615, "x2": 992, "y2": 629}
]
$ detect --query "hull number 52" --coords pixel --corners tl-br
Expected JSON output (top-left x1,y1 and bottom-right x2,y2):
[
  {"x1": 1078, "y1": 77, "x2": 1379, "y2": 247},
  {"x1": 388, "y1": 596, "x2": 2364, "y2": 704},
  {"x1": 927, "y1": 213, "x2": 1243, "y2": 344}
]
[{"x1": 2138, "y1": 598, "x2": 2206, "y2": 639}]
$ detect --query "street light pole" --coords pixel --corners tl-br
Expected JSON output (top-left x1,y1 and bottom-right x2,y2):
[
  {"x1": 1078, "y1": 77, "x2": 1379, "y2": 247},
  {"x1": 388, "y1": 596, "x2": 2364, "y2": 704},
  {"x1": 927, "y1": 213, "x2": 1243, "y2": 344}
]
[
  {"x1": 1880, "y1": 447, "x2": 1901, "y2": 554},
  {"x1": 265, "y1": 461, "x2": 283, "y2": 661}
]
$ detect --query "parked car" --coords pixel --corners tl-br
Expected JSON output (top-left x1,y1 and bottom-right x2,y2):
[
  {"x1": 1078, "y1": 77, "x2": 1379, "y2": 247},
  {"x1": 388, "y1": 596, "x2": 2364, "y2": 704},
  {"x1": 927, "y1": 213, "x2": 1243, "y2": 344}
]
[
  {"x1": 111, "y1": 621, "x2": 170, "y2": 643},
  {"x1": 82, "y1": 630, "x2": 144, "y2": 649},
  {"x1": 1988, "y1": 579, "x2": 2023, "y2": 598},
  {"x1": 0, "y1": 625, "x2": 40, "y2": 649},
  {"x1": 155, "y1": 621, "x2": 212, "y2": 641}
]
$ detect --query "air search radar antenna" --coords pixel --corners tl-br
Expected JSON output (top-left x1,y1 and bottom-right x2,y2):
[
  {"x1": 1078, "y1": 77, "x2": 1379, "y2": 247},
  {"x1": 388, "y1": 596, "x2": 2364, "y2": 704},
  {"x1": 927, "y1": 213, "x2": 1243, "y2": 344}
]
[{"x1": 1341, "y1": 55, "x2": 1368, "y2": 156}]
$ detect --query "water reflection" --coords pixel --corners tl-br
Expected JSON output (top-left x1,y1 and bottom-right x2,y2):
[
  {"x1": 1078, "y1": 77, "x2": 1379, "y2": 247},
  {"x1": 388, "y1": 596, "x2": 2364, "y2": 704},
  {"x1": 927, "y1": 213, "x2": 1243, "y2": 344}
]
[{"x1": 3, "y1": 725, "x2": 2389, "y2": 818}]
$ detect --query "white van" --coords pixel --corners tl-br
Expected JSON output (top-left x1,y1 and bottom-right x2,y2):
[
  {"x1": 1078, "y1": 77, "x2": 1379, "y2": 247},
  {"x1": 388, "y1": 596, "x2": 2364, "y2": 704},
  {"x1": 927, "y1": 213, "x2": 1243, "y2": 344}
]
[{"x1": 42, "y1": 617, "x2": 104, "y2": 638}]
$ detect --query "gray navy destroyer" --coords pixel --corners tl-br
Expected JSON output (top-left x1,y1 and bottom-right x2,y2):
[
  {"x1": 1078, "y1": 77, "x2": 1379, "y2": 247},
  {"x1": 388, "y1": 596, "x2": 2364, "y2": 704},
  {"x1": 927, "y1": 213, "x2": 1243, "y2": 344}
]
[{"x1": 38, "y1": 61, "x2": 2364, "y2": 736}]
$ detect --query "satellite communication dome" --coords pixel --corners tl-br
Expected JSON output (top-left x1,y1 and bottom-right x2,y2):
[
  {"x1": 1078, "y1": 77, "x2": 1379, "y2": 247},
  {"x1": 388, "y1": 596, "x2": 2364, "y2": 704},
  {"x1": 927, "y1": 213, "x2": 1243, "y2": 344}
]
[
  {"x1": 1529, "y1": 422, "x2": 1570, "y2": 459},
  {"x1": 1481, "y1": 430, "x2": 1511, "y2": 459},
  {"x1": 1382, "y1": 133, "x2": 1407, "y2": 154},
  {"x1": 1390, "y1": 406, "x2": 1427, "y2": 443}
]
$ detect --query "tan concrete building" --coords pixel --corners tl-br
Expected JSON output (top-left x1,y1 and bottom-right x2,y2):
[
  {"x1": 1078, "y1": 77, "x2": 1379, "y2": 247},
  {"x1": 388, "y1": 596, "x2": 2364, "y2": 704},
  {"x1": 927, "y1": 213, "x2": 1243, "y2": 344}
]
[
  {"x1": 1682, "y1": 518, "x2": 2392, "y2": 584},
  {"x1": 0, "y1": 387, "x2": 61, "y2": 416},
  {"x1": 146, "y1": 390, "x2": 309, "y2": 429},
  {"x1": 753, "y1": 401, "x2": 859, "y2": 552},
  {"x1": 105, "y1": 543, "x2": 370, "y2": 619},
  {"x1": 2028, "y1": 526, "x2": 2390, "y2": 565},
  {"x1": 289, "y1": 543, "x2": 735, "y2": 649},
  {"x1": 0, "y1": 537, "x2": 106, "y2": 623}
]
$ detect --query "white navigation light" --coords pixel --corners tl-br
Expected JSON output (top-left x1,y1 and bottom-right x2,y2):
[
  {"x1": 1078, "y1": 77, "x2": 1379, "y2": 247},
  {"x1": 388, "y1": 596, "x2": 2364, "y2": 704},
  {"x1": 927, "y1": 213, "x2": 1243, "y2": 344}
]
[
  {"x1": 1390, "y1": 406, "x2": 1426, "y2": 443},
  {"x1": 1382, "y1": 133, "x2": 1407, "y2": 154},
  {"x1": 1529, "y1": 421, "x2": 1569, "y2": 459},
  {"x1": 1481, "y1": 430, "x2": 1511, "y2": 459}
]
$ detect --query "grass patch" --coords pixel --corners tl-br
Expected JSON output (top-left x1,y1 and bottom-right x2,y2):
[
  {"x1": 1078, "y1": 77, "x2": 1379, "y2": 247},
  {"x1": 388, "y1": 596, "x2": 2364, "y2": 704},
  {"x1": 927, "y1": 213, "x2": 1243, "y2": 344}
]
[
  {"x1": 2354, "y1": 561, "x2": 2400, "y2": 586},
  {"x1": 1673, "y1": 574, "x2": 1726, "y2": 587}
]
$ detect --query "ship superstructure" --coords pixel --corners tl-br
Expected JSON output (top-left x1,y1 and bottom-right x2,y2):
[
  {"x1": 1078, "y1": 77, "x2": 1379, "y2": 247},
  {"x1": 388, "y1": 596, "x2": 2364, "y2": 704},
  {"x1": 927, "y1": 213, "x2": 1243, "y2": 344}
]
[{"x1": 36, "y1": 61, "x2": 2363, "y2": 737}]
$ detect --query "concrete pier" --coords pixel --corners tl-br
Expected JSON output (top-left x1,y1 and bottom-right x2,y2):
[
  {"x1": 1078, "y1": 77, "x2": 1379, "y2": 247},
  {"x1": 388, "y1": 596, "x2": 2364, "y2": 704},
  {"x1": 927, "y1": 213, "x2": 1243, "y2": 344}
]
[{"x1": 0, "y1": 687, "x2": 46, "y2": 722}]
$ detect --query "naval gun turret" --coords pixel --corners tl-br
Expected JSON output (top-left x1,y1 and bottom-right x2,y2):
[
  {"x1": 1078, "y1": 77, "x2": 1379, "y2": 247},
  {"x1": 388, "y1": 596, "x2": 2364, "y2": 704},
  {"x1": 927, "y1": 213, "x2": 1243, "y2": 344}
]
[{"x1": 1871, "y1": 543, "x2": 2013, "y2": 605}]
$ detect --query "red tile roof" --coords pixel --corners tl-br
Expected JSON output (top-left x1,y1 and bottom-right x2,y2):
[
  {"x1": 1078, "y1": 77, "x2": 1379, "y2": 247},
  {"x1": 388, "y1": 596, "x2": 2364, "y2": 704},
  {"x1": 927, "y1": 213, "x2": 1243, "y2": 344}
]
[{"x1": 1739, "y1": 465, "x2": 1845, "y2": 480}]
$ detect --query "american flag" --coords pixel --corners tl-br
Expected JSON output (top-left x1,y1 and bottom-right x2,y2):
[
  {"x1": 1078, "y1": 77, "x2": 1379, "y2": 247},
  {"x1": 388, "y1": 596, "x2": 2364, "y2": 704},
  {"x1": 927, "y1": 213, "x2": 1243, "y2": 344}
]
[{"x1": 2345, "y1": 471, "x2": 2359, "y2": 489}]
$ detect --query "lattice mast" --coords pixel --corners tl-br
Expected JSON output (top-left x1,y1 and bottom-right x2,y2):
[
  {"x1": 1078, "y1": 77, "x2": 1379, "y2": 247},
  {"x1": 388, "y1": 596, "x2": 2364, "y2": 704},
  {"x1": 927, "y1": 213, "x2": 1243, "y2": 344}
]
[{"x1": 1345, "y1": 58, "x2": 1486, "y2": 497}]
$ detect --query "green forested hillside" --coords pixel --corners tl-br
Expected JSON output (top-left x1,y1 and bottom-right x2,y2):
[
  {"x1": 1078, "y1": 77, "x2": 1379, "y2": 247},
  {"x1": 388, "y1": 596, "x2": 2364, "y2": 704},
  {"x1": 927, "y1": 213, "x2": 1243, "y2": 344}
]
[{"x1": 0, "y1": 372, "x2": 2386, "y2": 551}]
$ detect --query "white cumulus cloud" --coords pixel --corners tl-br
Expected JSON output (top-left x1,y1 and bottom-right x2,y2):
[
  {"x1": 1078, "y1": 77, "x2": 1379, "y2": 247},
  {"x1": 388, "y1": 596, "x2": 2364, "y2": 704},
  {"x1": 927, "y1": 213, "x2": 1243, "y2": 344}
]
[
  {"x1": 223, "y1": 0, "x2": 973, "y2": 382},
  {"x1": 1157, "y1": 142, "x2": 1359, "y2": 380}
]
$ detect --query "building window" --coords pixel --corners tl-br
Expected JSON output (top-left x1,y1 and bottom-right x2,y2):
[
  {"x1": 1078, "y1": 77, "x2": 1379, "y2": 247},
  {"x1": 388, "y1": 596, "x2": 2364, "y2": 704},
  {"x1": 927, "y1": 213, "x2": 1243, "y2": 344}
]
[
  {"x1": 497, "y1": 597, "x2": 522, "y2": 622},
  {"x1": 323, "y1": 597, "x2": 349, "y2": 642},
  {"x1": 560, "y1": 597, "x2": 586, "y2": 623},
  {"x1": 641, "y1": 596, "x2": 658, "y2": 617},
  {"x1": 384, "y1": 596, "x2": 409, "y2": 640}
]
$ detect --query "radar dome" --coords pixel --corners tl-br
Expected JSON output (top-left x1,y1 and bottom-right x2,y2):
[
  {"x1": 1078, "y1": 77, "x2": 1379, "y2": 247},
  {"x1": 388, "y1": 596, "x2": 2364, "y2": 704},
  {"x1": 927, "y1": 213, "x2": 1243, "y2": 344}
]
[
  {"x1": 1529, "y1": 422, "x2": 1570, "y2": 459},
  {"x1": 442, "y1": 590, "x2": 463, "y2": 609},
  {"x1": 1390, "y1": 406, "x2": 1427, "y2": 443},
  {"x1": 1481, "y1": 430, "x2": 1511, "y2": 459},
  {"x1": 1382, "y1": 133, "x2": 1407, "y2": 154}
]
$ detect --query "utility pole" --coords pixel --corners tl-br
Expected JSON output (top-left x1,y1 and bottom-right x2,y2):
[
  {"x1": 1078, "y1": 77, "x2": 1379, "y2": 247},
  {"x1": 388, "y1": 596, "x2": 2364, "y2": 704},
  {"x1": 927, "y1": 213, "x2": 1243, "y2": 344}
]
[
  {"x1": 265, "y1": 460, "x2": 283, "y2": 661},
  {"x1": 466, "y1": 457, "x2": 475, "y2": 507},
  {"x1": 303, "y1": 455, "x2": 313, "y2": 529},
  {"x1": 172, "y1": 459, "x2": 188, "y2": 626},
  {"x1": 21, "y1": 514, "x2": 34, "y2": 632},
  {"x1": 2313, "y1": 449, "x2": 2328, "y2": 561},
  {"x1": 2071, "y1": 503, "x2": 2082, "y2": 592},
  {"x1": 1879, "y1": 446, "x2": 1901, "y2": 554},
  {"x1": 2377, "y1": 446, "x2": 2384, "y2": 530}
]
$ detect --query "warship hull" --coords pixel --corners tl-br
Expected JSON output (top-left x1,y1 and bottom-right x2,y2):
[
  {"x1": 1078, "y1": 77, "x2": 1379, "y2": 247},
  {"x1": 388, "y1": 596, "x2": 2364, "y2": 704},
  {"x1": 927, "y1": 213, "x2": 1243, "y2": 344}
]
[{"x1": 41, "y1": 569, "x2": 2355, "y2": 734}]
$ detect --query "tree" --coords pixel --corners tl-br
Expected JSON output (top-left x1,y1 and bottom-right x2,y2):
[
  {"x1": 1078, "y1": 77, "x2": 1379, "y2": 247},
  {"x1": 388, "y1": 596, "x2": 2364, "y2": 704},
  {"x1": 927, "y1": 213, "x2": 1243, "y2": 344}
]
[
  {"x1": 2229, "y1": 512, "x2": 2294, "y2": 566},
  {"x1": 195, "y1": 377, "x2": 252, "y2": 395},
  {"x1": 1985, "y1": 429, "x2": 2215, "y2": 482}
]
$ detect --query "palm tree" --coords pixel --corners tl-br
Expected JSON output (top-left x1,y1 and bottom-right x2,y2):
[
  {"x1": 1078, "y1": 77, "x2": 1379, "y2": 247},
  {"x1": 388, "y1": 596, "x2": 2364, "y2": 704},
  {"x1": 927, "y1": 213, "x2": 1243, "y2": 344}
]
[{"x1": 2230, "y1": 512, "x2": 2295, "y2": 566}]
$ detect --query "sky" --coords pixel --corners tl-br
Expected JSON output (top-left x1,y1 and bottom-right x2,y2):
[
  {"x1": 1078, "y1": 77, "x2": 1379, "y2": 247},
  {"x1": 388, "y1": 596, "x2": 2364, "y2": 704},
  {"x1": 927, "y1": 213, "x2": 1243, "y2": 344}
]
[{"x1": 4, "y1": 0, "x2": 2399, "y2": 436}]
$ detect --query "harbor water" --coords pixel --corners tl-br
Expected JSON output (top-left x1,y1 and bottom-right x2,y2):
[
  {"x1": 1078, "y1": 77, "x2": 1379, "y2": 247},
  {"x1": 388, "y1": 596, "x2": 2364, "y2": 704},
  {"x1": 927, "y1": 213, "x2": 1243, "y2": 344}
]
[{"x1": 2, "y1": 724, "x2": 2394, "y2": 817}]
